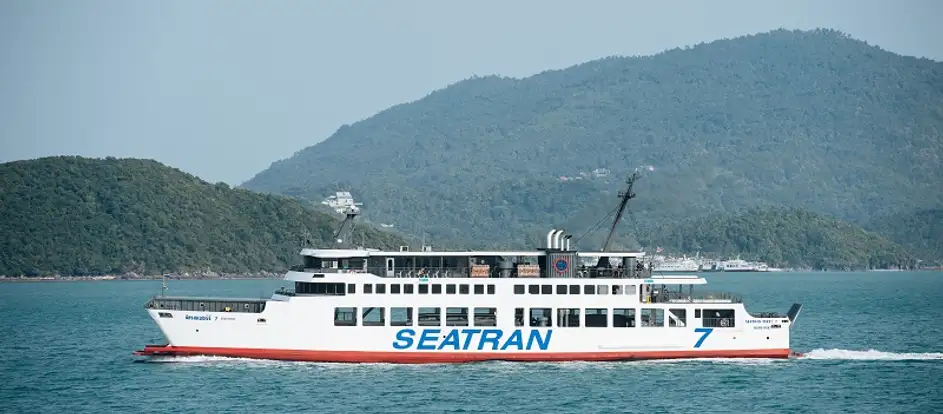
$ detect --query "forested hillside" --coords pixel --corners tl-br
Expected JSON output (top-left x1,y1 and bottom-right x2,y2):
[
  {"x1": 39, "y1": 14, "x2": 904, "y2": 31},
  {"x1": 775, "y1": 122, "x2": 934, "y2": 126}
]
[
  {"x1": 242, "y1": 29, "x2": 943, "y2": 253},
  {"x1": 862, "y1": 209, "x2": 943, "y2": 265},
  {"x1": 0, "y1": 156, "x2": 405, "y2": 276},
  {"x1": 635, "y1": 208, "x2": 914, "y2": 270}
]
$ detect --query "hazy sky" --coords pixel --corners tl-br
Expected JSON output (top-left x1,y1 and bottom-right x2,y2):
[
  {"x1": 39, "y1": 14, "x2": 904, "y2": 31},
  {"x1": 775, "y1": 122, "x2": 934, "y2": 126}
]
[{"x1": 1, "y1": 0, "x2": 940, "y2": 185}]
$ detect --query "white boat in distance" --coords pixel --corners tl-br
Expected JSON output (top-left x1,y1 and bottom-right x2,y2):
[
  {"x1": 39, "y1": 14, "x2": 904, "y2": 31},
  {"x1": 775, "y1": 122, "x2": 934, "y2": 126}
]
[{"x1": 135, "y1": 171, "x2": 803, "y2": 363}]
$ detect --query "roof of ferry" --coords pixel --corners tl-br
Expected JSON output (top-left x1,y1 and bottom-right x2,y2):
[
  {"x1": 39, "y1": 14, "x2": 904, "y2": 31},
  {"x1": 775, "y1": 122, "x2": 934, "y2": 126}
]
[{"x1": 300, "y1": 248, "x2": 647, "y2": 259}]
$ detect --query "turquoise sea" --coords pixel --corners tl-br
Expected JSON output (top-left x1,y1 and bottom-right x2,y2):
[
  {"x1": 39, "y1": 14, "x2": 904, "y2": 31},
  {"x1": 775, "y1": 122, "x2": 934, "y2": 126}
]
[{"x1": 1, "y1": 272, "x2": 941, "y2": 413}]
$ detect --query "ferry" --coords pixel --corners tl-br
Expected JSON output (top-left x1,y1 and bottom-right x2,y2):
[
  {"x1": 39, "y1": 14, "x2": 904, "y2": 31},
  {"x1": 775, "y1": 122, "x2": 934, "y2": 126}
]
[{"x1": 134, "y1": 172, "x2": 803, "y2": 363}]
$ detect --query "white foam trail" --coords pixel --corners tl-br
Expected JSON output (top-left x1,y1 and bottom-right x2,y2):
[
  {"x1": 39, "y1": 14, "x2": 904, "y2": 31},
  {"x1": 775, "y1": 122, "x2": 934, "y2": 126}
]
[{"x1": 801, "y1": 348, "x2": 943, "y2": 361}]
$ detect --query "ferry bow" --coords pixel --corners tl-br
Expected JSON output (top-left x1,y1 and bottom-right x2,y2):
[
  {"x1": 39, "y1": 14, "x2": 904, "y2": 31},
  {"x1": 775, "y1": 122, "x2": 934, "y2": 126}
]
[{"x1": 135, "y1": 171, "x2": 803, "y2": 363}]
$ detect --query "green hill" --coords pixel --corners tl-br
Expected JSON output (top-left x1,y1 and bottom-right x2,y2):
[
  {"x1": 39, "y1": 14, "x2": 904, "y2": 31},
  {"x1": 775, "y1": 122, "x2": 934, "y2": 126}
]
[
  {"x1": 634, "y1": 208, "x2": 914, "y2": 270},
  {"x1": 0, "y1": 156, "x2": 405, "y2": 277},
  {"x1": 241, "y1": 29, "x2": 943, "y2": 250},
  {"x1": 862, "y1": 208, "x2": 943, "y2": 265}
]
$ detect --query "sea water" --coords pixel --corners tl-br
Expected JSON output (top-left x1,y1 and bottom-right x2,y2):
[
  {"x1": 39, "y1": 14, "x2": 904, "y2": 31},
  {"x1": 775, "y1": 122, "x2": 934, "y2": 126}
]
[{"x1": 1, "y1": 272, "x2": 941, "y2": 413}]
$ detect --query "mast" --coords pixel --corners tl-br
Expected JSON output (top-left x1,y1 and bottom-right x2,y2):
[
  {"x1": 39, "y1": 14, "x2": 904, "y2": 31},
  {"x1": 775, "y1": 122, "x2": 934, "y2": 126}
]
[
  {"x1": 600, "y1": 170, "x2": 640, "y2": 252},
  {"x1": 333, "y1": 205, "x2": 361, "y2": 248},
  {"x1": 594, "y1": 170, "x2": 641, "y2": 271}
]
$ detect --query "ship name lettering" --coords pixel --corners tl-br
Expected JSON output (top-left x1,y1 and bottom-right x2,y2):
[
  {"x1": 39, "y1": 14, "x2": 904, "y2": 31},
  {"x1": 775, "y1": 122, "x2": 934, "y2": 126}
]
[{"x1": 392, "y1": 329, "x2": 553, "y2": 351}]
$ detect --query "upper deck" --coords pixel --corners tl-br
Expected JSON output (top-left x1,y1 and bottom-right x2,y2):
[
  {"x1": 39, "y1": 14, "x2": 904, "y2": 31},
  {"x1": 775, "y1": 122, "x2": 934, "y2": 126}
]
[{"x1": 290, "y1": 229, "x2": 657, "y2": 280}]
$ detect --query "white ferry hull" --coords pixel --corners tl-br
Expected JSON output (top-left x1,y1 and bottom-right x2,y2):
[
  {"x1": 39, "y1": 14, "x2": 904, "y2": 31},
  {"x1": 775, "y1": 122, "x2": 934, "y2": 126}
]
[{"x1": 136, "y1": 275, "x2": 801, "y2": 363}]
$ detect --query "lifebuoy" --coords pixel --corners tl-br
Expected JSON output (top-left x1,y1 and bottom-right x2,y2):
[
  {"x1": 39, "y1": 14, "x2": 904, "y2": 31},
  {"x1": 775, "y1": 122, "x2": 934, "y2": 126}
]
[{"x1": 720, "y1": 318, "x2": 729, "y2": 327}]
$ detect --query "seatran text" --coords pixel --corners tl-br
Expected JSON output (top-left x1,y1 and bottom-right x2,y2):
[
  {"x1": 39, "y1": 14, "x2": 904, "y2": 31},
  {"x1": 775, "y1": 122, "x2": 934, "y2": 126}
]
[{"x1": 393, "y1": 328, "x2": 553, "y2": 351}]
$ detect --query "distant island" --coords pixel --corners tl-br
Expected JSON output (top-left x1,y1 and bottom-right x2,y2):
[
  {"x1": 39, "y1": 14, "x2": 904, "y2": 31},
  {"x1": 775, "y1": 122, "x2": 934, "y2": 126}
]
[
  {"x1": 241, "y1": 29, "x2": 942, "y2": 268},
  {"x1": 0, "y1": 156, "x2": 406, "y2": 278}
]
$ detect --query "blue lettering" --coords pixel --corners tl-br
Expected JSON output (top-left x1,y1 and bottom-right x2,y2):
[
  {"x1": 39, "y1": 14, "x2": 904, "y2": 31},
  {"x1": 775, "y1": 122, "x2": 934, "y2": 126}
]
[
  {"x1": 185, "y1": 314, "x2": 212, "y2": 321},
  {"x1": 500, "y1": 330, "x2": 524, "y2": 350},
  {"x1": 462, "y1": 329, "x2": 482, "y2": 350},
  {"x1": 527, "y1": 330, "x2": 553, "y2": 350},
  {"x1": 478, "y1": 329, "x2": 503, "y2": 350},
  {"x1": 392, "y1": 328, "x2": 554, "y2": 351},
  {"x1": 437, "y1": 330, "x2": 461, "y2": 350},
  {"x1": 417, "y1": 329, "x2": 440, "y2": 350},
  {"x1": 392, "y1": 329, "x2": 415, "y2": 349},
  {"x1": 694, "y1": 328, "x2": 713, "y2": 348}
]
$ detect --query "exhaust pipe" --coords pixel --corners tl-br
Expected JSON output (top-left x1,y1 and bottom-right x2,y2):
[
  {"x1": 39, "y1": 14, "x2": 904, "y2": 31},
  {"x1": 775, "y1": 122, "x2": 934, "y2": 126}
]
[
  {"x1": 564, "y1": 234, "x2": 572, "y2": 251},
  {"x1": 546, "y1": 229, "x2": 557, "y2": 249}
]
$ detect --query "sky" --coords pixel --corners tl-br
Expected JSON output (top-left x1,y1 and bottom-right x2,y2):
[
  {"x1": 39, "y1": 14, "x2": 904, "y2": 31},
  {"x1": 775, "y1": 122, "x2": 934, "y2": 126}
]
[{"x1": 1, "y1": 0, "x2": 940, "y2": 185}]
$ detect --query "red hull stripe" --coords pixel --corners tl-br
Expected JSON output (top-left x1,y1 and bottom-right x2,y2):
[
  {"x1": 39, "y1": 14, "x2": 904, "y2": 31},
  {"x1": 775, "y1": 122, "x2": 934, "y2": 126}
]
[{"x1": 134, "y1": 345, "x2": 793, "y2": 363}]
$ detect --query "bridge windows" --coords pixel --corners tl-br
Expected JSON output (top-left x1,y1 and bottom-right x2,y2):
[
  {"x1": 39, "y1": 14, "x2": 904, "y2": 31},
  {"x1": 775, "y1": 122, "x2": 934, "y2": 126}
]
[
  {"x1": 487, "y1": 284, "x2": 495, "y2": 294},
  {"x1": 585, "y1": 308, "x2": 608, "y2": 327},
  {"x1": 432, "y1": 284, "x2": 442, "y2": 294},
  {"x1": 418, "y1": 284, "x2": 429, "y2": 294},
  {"x1": 447, "y1": 284, "x2": 457, "y2": 294},
  {"x1": 528, "y1": 285, "x2": 539, "y2": 295},
  {"x1": 347, "y1": 284, "x2": 356, "y2": 294},
  {"x1": 390, "y1": 307, "x2": 412, "y2": 326},
  {"x1": 514, "y1": 285, "x2": 525, "y2": 294},
  {"x1": 418, "y1": 307, "x2": 440, "y2": 326},
  {"x1": 334, "y1": 307, "x2": 356, "y2": 326},
  {"x1": 557, "y1": 308, "x2": 580, "y2": 327},
  {"x1": 702, "y1": 309, "x2": 736, "y2": 328},
  {"x1": 404, "y1": 284, "x2": 415, "y2": 294},
  {"x1": 364, "y1": 284, "x2": 373, "y2": 294},
  {"x1": 474, "y1": 307, "x2": 497, "y2": 327},
  {"x1": 541, "y1": 285, "x2": 552, "y2": 295},
  {"x1": 569, "y1": 285, "x2": 580, "y2": 294},
  {"x1": 362, "y1": 307, "x2": 385, "y2": 326},
  {"x1": 474, "y1": 284, "x2": 484, "y2": 295},
  {"x1": 556, "y1": 285, "x2": 567, "y2": 294},
  {"x1": 459, "y1": 284, "x2": 470, "y2": 294},
  {"x1": 446, "y1": 307, "x2": 468, "y2": 326},
  {"x1": 668, "y1": 308, "x2": 687, "y2": 327},
  {"x1": 296, "y1": 282, "x2": 346, "y2": 295},
  {"x1": 613, "y1": 308, "x2": 636, "y2": 327},
  {"x1": 391, "y1": 284, "x2": 401, "y2": 294},
  {"x1": 376, "y1": 284, "x2": 386, "y2": 294},
  {"x1": 585, "y1": 285, "x2": 596, "y2": 295}
]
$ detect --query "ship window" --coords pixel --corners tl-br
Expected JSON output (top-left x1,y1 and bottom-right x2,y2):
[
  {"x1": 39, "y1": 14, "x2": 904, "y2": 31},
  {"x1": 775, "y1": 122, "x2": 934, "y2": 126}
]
[
  {"x1": 514, "y1": 308, "x2": 525, "y2": 326},
  {"x1": 390, "y1": 307, "x2": 412, "y2": 326},
  {"x1": 334, "y1": 307, "x2": 356, "y2": 326},
  {"x1": 375, "y1": 284, "x2": 386, "y2": 294},
  {"x1": 514, "y1": 285, "x2": 525, "y2": 294},
  {"x1": 474, "y1": 285, "x2": 484, "y2": 295},
  {"x1": 695, "y1": 309, "x2": 701, "y2": 318},
  {"x1": 459, "y1": 284, "x2": 470, "y2": 294},
  {"x1": 585, "y1": 308, "x2": 608, "y2": 327},
  {"x1": 446, "y1": 307, "x2": 468, "y2": 326},
  {"x1": 529, "y1": 308, "x2": 552, "y2": 327},
  {"x1": 528, "y1": 285, "x2": 539, "y2": 295},
  {"x1": 640, "y1": 308, "x2": 664, "y2": 327},
  {"x1": 391, "y1": 284, "x2": 401, "y2": 294},
  {"x1": 296, "y1": 282, "x2": 346, "y2": 295},
  {"x1": 613, "y1": 308, "x2": 636, "y2": 327},
  {"x1": 585, "y1": 285, "x2": 596, "y2": 295},
  {"x1": 556, "y1": 308, "x2": 580, "y2": 327},
  {"x1": 474, "y1": 307, "x2": 497, "y2": 326},
  {"x1": 404, "y1": 284, "x2": 414, "y2": 294},
  {"x1": 702, "y1": 309, "x2": 736, "y2": 328},
  {"x1": 446, "y1": 284, "x2": 457, "y2": 294},
  {"x1": 669, "y1": 309, "x2": 687, "y2": 327},
  {"x1": 347, "y1": 284, "x2": 356, "y2": 294},
  {"x1": 418, "y1": 284, "x2": 429, "y2": 294},
  {"x1": 362, "y1": 307, "x2": 385, "y2": 326},
  {"x1": 556, "y1": 285, "x2": 567, "y2": 294},
  {"x1": 625, "y1": 285, "x2": 637, "y2": 295},
  {"x1": 487, "y1": 284, "x2": 495, "y2": 294},
  {"x1": 569, "y1": 284, "x2": 580, "y2": 294},
  {"x1": 432, "y1": 284, "x2": 442, "y2": 294},
  {"x1": 418, "y1": 307, "x2": 440, "y2": 326},
  {"x1": 541, "y1": 285, "x2": 552, "y2": 295},
  {"x1": 364, "y1": 284, "x2": 373, "y2": 294},
  {"x1": 597, "y1": 285, "x2": 608, "y2": 295},
  {"x1": 611, "y1": 285, "x2": 621, "y2": 295}
]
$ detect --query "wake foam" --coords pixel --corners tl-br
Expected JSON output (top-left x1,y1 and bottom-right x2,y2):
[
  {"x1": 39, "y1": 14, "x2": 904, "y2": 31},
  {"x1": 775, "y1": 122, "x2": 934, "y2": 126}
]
[{"x1": 801, "y1": 348, "x2": 943, "y2": 361}]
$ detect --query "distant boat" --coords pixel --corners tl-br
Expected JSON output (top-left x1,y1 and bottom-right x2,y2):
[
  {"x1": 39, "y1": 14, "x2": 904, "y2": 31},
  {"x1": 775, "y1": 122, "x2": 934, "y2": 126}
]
[{"x1": 652, "y1": 257, "x2": 701, "y2": 274}]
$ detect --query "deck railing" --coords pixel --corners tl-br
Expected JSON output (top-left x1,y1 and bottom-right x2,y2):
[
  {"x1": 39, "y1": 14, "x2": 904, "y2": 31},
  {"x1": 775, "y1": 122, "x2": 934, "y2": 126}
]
[{"x1": 292, "y1": 266, "x2": 656, "y2": 279}]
